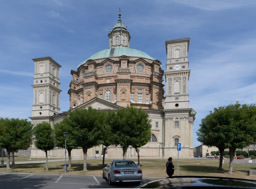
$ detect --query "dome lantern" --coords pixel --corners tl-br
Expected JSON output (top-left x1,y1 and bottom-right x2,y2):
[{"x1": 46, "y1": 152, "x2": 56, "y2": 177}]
[{"x1": 108, "y1": 11, "x2": 130, "y2": 49}]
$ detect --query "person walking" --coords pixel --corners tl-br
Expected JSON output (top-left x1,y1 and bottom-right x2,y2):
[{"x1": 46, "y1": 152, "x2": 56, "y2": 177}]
[{"x1": 166, "y1": 157, "x2": 174, "y2": 177}]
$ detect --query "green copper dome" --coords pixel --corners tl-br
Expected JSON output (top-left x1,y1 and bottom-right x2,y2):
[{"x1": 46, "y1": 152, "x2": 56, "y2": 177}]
[{"x1": 82, "y1": 48, "x2": 154, "y2": 64}]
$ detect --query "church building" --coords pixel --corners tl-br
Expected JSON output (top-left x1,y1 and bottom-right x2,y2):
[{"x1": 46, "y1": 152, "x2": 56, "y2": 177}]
[{"x1": 30, "y1": 13, "x2": 196, "y2": 159}]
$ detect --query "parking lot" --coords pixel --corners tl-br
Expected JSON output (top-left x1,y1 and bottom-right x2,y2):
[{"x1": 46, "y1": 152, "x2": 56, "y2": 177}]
[{"x1": 0, "y1": 172, "x2": 153, "y2": 189}]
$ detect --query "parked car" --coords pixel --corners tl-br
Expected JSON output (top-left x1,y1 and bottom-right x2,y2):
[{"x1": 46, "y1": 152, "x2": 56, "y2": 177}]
[
  {"x1": 102, "y1": 160, "x2": 142, "y2": 185},
  {"x1": 236, "y1": 155, "x2": 244, "y2": 159}
]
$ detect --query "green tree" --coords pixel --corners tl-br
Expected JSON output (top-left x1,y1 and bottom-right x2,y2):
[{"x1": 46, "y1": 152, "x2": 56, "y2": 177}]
[
  {"x1": 197, "y1": 103, "x2": 256, "y2": 173},
  {"x1": 225, "y1": 104, "x2": 256, "y2": 173},
  {"x1": 197, "y1": 107, "x2": 229, "y2": 170},
  {"x1": 65, "y1": 108, "x2": 102, "y2": 171},
  {"x1": 54, "y1": 119, "x2": 78, "y2": 168},
  {"x1": 98, "y1": 111, "x2": 116, "y2": 166},
  {"x1": 113, "y1": 107, "x2": 151, "y2": 161},
  {"x1": 33, "y1": 122, "x2": 54, "y2": 171},
  {"x1": 129, "y1": 108, "x2": 151, "y2": 165},
  {"x1": 0, "y1": 118, "x2": 32, "y2": 169}
]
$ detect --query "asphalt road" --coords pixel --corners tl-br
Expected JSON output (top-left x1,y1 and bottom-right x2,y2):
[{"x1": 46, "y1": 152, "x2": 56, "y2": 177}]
[{"x1": 0, "y1": 172, "x2": 154, "y2": 189}]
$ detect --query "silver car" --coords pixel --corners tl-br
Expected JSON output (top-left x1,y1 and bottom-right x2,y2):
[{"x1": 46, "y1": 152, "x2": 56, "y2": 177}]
[{"x1": 102, "y1": 160, "x2": 142, "y2": 184}]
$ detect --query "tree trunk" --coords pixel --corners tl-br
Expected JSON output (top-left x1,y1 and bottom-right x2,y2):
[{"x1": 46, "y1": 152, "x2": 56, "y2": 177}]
[
  {"x1": 83, "y1": 148, "x2": 88, "y2": 171},
  {"x1": 229, "y1": 148, "x2": 236, "y2": 174},
  {"x1": 102, "y1": 147, "x2": 107, "y2": 166},
  {"x1": 11, "y1": 151, "x2": 15, "y2": 167},
  {"x1": 68, "y1": 149, "x2": 72, "y2": 168},
  {"x1": 136, "y1": 148, "x2": 140, "y2": 166},
  {"x1": 122, "y1": 147, "x2": 128, "y2": 160},
  {"x1": 6, "y1": 150, "x2": 10, "y2": 170},
  {"x1": 218, "y1": 148, "x2": 224, "y2": 170},
  {"x1": 45, "y1": 150, "x2": 48, "y2": 171}
]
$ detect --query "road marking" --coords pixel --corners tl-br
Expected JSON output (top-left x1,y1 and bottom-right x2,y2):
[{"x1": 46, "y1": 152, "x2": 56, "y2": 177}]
[
  {"x1": 55, "y1": 174, "x2": 64, "y2": 183},
  {"x1": 93, "y1": 176, "x2": 100, "y2": 185},
  {"x1": 20, "y1": 173, "x2": 33, "y2": 180}
]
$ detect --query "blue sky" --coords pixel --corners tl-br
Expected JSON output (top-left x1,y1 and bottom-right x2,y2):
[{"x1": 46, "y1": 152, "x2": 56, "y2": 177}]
[{"x1": 0, "y1": 0, "x2": 256, "y2": 147}]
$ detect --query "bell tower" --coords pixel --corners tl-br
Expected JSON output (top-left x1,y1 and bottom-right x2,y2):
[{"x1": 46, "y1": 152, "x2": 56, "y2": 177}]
[
  {"x1": 163, "y1": 38, "x2": 195, "y2": 158},
  {"x1": 31, "y1": 57, "x2": 61, "y2": 125},
  {"x1": 164, "y1": 38, "x2": 190, "y2": 109}
]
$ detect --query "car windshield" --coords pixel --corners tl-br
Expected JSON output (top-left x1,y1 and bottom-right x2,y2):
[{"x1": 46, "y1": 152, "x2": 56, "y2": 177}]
[{"x1": 114, "y1": 161, "x2": 137, "y2": 168}]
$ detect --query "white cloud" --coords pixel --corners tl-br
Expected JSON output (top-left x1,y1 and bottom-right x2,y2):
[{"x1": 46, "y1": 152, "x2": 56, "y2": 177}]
[
  {"x1": 129, "y1": 14, "x2": 202, "y2": 32},
  {"x1": 173, "y1": 0, "x2": 256, "y2": 11},
  {"x1": 0, "y1": 69, "x2": 33, "y2": 77},
  {"x1": 189, "y1": 37, "x2": 256, "y2": 146}
]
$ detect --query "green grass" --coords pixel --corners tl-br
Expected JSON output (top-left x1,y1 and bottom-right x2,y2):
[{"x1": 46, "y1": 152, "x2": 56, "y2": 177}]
[{"x1": 0, "y1": 158, "x2": 255, "y2": 180}]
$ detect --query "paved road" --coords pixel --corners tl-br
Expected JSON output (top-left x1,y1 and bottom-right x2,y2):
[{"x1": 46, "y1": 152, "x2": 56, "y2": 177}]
[{"x1": 0, "y1": 172, "x2": 154, "y2": 189}]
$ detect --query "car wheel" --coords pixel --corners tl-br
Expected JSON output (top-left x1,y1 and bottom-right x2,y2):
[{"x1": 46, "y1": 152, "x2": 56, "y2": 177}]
[{"x1": 108, "y1": 174, "x2": 113, "y2": 185}]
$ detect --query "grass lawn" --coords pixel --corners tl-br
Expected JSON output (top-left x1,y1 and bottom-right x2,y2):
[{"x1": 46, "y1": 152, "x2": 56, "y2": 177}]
[
  {"x1": 0, "y1": 158, "x2": 255, "y2": 180},
  {"x1": 0, "y1": 156, "x2": 60, "y2": 162}
]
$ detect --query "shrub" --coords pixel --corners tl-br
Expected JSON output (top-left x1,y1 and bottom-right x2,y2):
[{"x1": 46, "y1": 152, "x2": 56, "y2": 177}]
[
  {"x1": 249, "y1": 150, "x2": 256, "y2": 156},
  {"x1": 250, "y1": 155, "x2": 256, "y2": 159},
  {"x1": 224, "y1": 155, "x2": 230, "y2": 158},
  {"x1": 236, "y1": 150, "x2": 248, "y2": 158},
  {"x1": 211, "y1": 151, "x2": 219, "y2": 155}
]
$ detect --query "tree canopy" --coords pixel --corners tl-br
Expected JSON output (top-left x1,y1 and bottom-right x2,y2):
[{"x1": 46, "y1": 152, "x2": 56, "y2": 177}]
[
  {"x1": 33, "y1": 122, "x2": 54, "y2": 171},
  {"x1": 0, "y1": 118, "x2": 32, "y2": 169},
  {"x1": 197, "y1": 103, "x2": 256, "y2": 173},
  {"x1": 113, "y1": 107, "x2": 151, "y2": 161},
  {"x1": 54, "y1": 119, "x2": 78, "y2": 168},
  {"x1": 65, "y1": 107, "x2": 103, "y2": 171}
]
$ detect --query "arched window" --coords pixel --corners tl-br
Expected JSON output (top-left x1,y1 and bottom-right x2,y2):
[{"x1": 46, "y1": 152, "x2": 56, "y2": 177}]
[
  {"x1": 116, "y1": 36, "x2": 120, "y2": 45},
  {"x1": 39, "y1": 92, "x2": 44, "y2": 104},
  {"x1": 106, "y1": 90, "x2": 111, "y2": 101},
  {"x1": 174, "y1": 138, "x2": 179, "y2": 146},
  {"x1": 174, "y1": 48, "x2": 180, "y2": 58},
  {"x1": 151, "y1": 134, "x2": 157, "y2": 142},
  {"x1": 105, "y1": 64, "x2": 112, "y2": 72}
]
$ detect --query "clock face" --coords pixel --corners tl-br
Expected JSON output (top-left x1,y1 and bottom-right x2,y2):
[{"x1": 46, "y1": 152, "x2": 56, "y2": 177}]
[{"x1": 174, "y1": 65, "x2": 180, "y2": 70}]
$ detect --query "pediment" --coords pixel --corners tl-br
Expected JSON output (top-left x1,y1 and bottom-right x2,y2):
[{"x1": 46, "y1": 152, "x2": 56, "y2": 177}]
[{"x1": 74, "y1": 97, "x2": 122, "y2": 110}]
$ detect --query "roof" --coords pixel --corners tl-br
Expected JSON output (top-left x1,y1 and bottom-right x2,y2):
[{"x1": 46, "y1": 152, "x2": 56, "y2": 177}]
[{"x1": 80, "y1": 48, "x2": 154, "y2": 65}]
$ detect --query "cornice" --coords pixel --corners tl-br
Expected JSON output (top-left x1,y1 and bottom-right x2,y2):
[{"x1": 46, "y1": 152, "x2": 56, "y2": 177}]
[{"x1": 32, "y1": 57, "x2": 61, "y2": 68}]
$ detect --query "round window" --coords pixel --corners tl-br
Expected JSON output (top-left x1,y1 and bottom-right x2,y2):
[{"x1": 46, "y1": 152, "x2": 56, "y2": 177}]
[
  {"x1": 137, "y1": 64, "x2": 144, "y2": 72},
  {"x1": 105, "y1": 64, "x2": 112, "y2": 72}
]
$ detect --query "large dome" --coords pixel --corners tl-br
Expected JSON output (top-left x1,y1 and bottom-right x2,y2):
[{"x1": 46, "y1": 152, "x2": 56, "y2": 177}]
[{"x1": 83, "y1": 47, "x2": 154, "y2": 63}]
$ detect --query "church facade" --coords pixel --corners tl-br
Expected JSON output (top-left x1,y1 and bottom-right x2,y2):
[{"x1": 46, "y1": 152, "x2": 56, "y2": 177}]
[{"x1": 30, "y1": 13, "x2": 196, "y2": 159}]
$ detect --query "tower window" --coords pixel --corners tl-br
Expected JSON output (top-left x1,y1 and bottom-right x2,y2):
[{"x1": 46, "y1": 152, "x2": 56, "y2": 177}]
[
  {"x1": 116, "y1": 36, "x2": 120, "y2": 45},
  {"x1": 99, "y1": 93, "x2": 103, "y2": 99},
  {"x1": 174, "y1": 49, "x2": 180, "y2": 58},
  {"x1": 175, "y1": 103, "x2": 179, "y2": 107},
  {"x1": 175, "y1": 121, "x2": 179, "y2": 127},
  {"x1": 174, "y1": 138, "x2": 179, "y2": 146},
  {"x1": 151, "y1": 134, "x2": 157, "y2": 142},
  {"x1": 156, "y1": 121, "x2": 158, "y2": 128}
]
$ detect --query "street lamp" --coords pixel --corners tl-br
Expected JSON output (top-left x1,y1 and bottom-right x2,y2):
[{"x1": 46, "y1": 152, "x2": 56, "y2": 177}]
[
  {"x1": 64, "y1": 132, "x2": 67, "y2": 172},
  {"x1": 1, "y1": 149, "x2": 4, "y2": 166}
]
